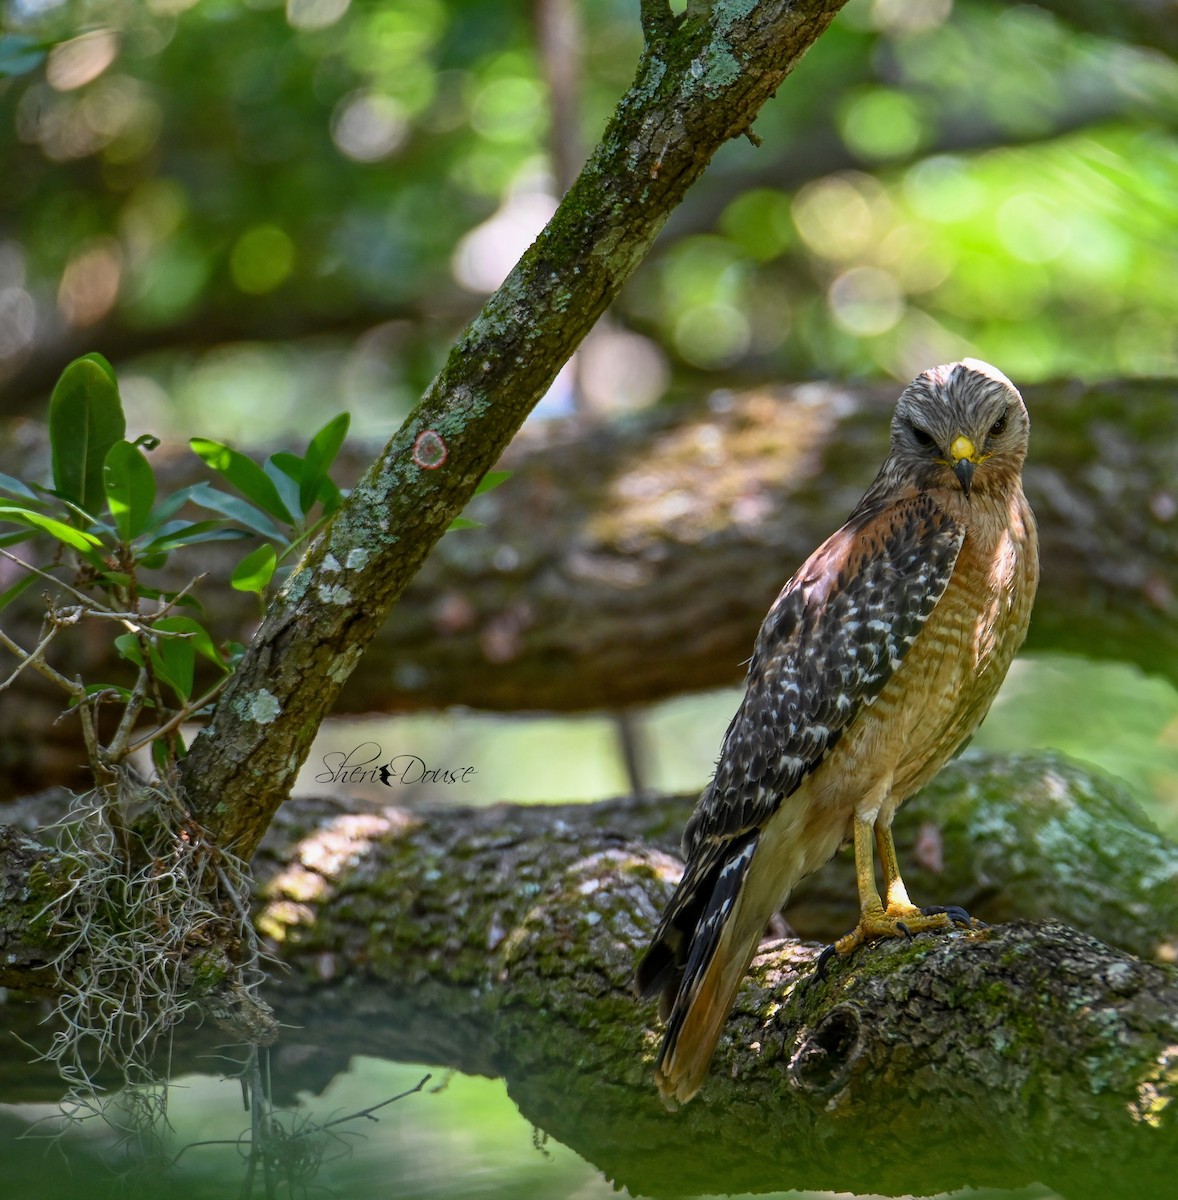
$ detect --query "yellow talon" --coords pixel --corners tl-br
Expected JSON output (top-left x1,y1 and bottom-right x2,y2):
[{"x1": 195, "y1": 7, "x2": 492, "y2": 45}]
[{"x1": 831, "y1": 815, "x2": 967, "y2": 958}]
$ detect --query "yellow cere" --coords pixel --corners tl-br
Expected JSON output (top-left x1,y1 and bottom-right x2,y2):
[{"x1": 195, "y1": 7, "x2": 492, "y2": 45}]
[{"x1": 950, "y1": 434, "x2": 978, "y2": 463}]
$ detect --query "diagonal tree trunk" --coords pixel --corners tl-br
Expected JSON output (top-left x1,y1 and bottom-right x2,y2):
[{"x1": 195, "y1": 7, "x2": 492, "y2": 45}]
[{"x1": 169, "y1": 0, "x2": 849, "y2": 858}]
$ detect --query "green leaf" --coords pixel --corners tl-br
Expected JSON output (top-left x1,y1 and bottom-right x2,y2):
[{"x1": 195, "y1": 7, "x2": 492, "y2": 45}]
[
  {"x1": 118, "y1": 621, "x2": 206, "y2": 702},
  {"x1": 151, "y1": 634, "x2": 195, "y2": 702},
  {"x1": 104, "y1": 441, "x2": 156, "y2": 542},
  {"x1": 27, "y1": 481, "x2": 104, "y2": 529},
  {"x1": 140, "y1": 520, "x2": 251, "y2": 555},
  {"x1": 114, "y1": 632, "x2": 145, "y2": 668},
  {"x1": 270, "y1": 451, "x2": 306, "y2": 486},
  {"x1": 0, "y1": 572, "x2": 37, "y2": 613},
  {"x1": 447, "y1": 516, "x2": 481, "y2": 531},
  {"x1": 0, "y1": 505, "x2": 103, "y2": 552},
  {"x1": 230, "y1": 543, "x2": 277, "y2": 594},
  {"x1": 0, "y1": 472, "x2": 43, "y2": 504},
  {"x1": 48, "y1": 353, "x2": 126, "y2": 520},
  {"x1": 264, "y1": 459, "x2": 302, "y2": 527},
  {"x1": 138, "y1": 483, "x2": 206, "y2": 535},
  {"x1": 301, "y1": 412, "x2": 349, "y2": 515},
  {"x1": 190, "y1": 438, "x2": 295, "y2": 525},
  {"x1": 153, "y1": 615, "x2": 228, "y2": 672},
  {"x1": 475, "y1": 470, "x2": 511, "y2": 496},
  {"x1": 187, "y1": 482, "x2": 283, "y2": 539},
  {"x1": 316, "y1": 477, "x2": 344, "y2": 517}
]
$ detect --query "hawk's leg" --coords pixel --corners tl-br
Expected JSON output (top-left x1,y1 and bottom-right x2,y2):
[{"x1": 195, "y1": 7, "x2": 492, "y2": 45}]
[
  {"x1": 832, "y1": 816, "x2": 954, "y2": 956},
  {"x1": 877, "y1": 820, "x2": 981, "y2": 929},
  {"x1": 876, "y1": 819, "x2": 926, "y2": 911}
]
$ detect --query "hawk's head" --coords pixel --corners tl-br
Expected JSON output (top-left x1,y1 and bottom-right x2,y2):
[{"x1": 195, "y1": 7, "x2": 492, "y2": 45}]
[{"x1": 888, "y1": 359, "x2": 1029, "y2": 500}]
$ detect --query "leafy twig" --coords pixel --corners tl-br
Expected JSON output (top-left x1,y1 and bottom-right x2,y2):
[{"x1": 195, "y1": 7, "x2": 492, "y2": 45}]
[
  {"x1": 0, "y1": 624, "x2": 86, "y2": 698},
  {"x1": 123, "y1": 676, "x2": 231, "y2": 758},
  {"x1": 0, "y1": 546, "x2": 107, "y2": 609}
]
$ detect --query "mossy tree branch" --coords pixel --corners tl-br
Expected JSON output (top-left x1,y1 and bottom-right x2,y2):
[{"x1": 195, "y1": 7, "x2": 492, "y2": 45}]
[
  {"x1": 173, "y1": 1, "x2": 848, "y2": 858},
  {"x1": 4, "y1": 752, "x2": 1175, "y2": 1195},
  {"x1": 239, "y1": 752, "x2": 1178, "y2": 1198}
]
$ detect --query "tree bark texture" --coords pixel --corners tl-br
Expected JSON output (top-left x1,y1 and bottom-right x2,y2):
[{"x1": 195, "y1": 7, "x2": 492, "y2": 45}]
[
  {"x1": 154, "y1": 2, "x2": 849, "y2": 858},
  {"x1": 3, "y1": 751, "x2": 1177, "y2": 1196},
  {"x1": 4, "y1": 376, "x2": 1177, "y2": 798}
]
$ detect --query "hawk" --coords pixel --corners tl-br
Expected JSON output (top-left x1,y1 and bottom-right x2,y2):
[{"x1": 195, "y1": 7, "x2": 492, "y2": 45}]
[{"x1": 634, "y1": 359, "x2": 1039, "y2": 1108}]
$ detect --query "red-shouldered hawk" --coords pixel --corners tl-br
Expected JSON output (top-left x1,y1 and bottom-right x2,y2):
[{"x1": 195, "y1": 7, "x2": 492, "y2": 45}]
[{"x1": 634, "y1": 359, "x2": 1039, "y2": 1108}]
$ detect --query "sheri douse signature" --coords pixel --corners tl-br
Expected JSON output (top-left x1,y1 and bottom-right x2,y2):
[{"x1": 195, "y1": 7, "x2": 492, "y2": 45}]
[{"x1": 316, "y1": 742, "x2": 477, "y2": 787}]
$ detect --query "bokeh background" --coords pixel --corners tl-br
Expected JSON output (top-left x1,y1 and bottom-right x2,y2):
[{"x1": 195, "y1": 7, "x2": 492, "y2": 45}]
[{"x1": 2, "y1": 0, "x2": 1177, "y2": 1196}]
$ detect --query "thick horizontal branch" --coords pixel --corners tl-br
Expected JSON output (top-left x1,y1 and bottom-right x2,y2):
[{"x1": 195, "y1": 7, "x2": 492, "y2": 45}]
[
  {"x1": 5, "y1": 752, "x2": 1173, "y2": 1195},
  {"x1": 218, "y1": 753, "x2": 1178, "y2": 1196},
  {"x1": 3, "y1": 378, "x2": 1178, "y2": 797}
]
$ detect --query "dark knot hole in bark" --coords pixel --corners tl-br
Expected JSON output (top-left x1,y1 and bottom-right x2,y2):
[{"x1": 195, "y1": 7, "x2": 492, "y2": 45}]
[{"x1": 789, "y1": 1004, "x2": 864, "y2": 1099}]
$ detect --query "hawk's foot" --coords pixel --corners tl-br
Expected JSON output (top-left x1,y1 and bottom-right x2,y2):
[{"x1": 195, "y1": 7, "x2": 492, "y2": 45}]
[
  {"x1": 833, "y1": 902, "x2": 983, "y2": 957},
  {"x1": 808, "y1": 904, "x2": 984, "y2": 984}
]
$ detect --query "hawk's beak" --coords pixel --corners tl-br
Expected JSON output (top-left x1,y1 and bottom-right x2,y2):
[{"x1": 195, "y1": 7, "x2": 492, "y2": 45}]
[{"x1": 949, "y1": 434, "x2": 980, "y2": 497}]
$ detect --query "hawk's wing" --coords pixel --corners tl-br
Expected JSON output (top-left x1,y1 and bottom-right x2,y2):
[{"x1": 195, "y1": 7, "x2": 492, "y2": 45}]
[
  {"x1": 636, "y1": 492, "x2": 964, "y2": 1006},
  {"x1": 685, "y1": 491, "x2": 965, "y2": 854}
]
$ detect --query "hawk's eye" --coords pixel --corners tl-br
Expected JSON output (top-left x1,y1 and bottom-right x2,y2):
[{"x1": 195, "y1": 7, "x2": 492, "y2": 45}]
[
  {"x1": 989, "y1": 412, "x2": 1009, "y2": 438},
  {"x1": 910, "y1": 424, "x2": 936, "y2": 449}
]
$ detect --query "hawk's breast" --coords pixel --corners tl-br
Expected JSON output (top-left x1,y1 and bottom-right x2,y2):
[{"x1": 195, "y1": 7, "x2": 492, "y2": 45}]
[{"x1": 808, "y1": 488, "x2": 1038, "y2": 826}]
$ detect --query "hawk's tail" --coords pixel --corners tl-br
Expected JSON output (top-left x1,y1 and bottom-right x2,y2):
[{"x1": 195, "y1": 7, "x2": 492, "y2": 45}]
[{"x1": 635, "y1": 832, "x2": 778, "y2": 1108}]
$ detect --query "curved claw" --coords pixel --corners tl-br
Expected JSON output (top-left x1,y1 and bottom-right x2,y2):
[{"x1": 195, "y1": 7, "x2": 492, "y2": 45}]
[
  {"x1": 811, "y1": 943, "x2": 838, "y2": 985},
  {"x1": 921, "y1": 904, "x2": 975, "y2": 928},
  {"x1": 895, "y1": 921, "x2": 914, "y2": 940}
]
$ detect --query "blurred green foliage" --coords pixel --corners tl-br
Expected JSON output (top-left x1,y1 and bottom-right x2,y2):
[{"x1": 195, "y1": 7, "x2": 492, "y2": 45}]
[
  {"x1": 1, "y1": 0, "x2": 1176, "y2": 441},
  {"x1": 0, "y1": 1061, "x2": 620, "y2": 1200},
  {"x1": 2, "y1": 3, "x2": 1176, "y2": 1196}
]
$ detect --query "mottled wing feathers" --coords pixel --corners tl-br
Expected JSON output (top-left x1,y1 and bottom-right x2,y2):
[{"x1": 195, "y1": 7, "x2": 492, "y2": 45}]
[
  {"x1": 683, "y1": 493, "x2": 964, "y2": 854},
  {"x1": 635, "y1": 494, "x2": 964, "y2": 1037}
]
